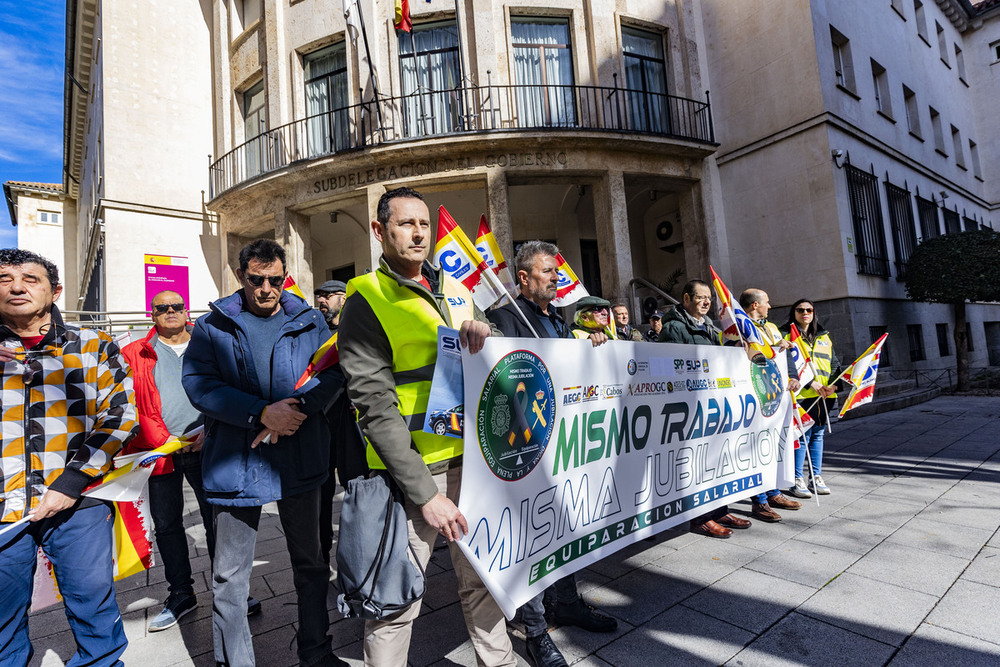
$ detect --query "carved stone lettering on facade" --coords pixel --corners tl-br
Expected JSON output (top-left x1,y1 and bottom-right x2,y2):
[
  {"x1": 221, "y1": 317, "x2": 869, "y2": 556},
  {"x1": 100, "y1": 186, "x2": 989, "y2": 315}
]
[{"x1": 310, "y1": 152, "x2": 570, "y2": 195}]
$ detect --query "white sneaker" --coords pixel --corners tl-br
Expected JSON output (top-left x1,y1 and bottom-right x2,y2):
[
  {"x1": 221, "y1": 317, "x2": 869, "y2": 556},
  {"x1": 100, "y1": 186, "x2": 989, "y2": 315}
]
[
  {"x1": 811, "y1": 475, "x2": 831, "y2": 495},
  {"x1": 788, "y1": 477, "x2": 812, "y2": 499}
]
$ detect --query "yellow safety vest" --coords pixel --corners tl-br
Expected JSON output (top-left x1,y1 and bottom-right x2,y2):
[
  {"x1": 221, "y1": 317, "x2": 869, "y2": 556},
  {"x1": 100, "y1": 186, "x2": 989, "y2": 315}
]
[
  {"x1": 788, "y1": 332, "x2": 834, "y2": 399},
  {"x1": 571, "y1": 325, "x2": 617, "y2": 340},
  {"x1": 347, "y1": 269, "x2": 475, "y2": 469},
  {"x1": 754, "y1": 320, "x2": 783, "y2": 346}
]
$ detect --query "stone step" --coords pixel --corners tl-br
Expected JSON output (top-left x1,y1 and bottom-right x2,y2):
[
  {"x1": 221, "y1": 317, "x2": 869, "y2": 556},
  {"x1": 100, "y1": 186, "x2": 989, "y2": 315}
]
[{"x1": 838, "y1": 385, "x2": 942, "y2": 420}]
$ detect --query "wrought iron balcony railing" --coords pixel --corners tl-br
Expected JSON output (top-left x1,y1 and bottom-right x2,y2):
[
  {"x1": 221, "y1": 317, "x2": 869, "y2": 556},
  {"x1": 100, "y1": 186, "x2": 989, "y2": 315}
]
[{"x1": 209, "y1": 81, "x2": 716, "y2": 199}]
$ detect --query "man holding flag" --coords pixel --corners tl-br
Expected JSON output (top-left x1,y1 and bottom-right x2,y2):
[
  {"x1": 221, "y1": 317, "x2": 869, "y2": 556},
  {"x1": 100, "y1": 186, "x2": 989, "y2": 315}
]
[
  {"x1": 739, "y1": 289, "x2": 803, "y2": 523},
  {"x1": 183, "y1": 239, "x2": 346, "y2": 667},
  {"x1": 338, "y1": 187, "x2": 515, "y2": 667},
  {"x1": 0, "y1": 248, "x2": 138, "y2": 666}
]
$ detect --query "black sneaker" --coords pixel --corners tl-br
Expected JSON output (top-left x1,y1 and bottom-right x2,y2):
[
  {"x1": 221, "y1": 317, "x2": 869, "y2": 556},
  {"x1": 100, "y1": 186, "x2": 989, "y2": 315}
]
[
  {"x1": 525, "y1": 633, "x2": 568, "y2": 667},
  {"x1": 551, "y1": 599, "x2": 617, "y2": 633},
  {"x1": 247, "y1": 596, "x2": 262, "y2": 617},
  {"x1": 148, "y1": 593, "x2": 197, "y2": 632}
]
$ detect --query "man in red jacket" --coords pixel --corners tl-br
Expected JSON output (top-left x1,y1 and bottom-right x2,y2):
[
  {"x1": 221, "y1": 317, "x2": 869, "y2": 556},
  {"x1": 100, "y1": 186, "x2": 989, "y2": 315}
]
[{"x1": 122, "y1": 291, "x2": 260, "y2": 631}]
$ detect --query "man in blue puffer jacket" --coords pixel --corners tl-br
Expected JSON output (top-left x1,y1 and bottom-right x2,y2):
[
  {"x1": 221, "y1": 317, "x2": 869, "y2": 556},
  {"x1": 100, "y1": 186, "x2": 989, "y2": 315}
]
[{"x1": 182, "y1": 239, "x2": 346, "y2": 667}]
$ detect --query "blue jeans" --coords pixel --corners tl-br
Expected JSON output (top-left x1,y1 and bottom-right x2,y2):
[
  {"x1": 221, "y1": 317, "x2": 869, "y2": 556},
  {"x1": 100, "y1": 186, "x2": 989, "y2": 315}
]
[
  {"x1": 794, "y1": 426, "x2": 826, "y2": 479},
  {"x1": 520, "y1": 574, "x2": 580, "y2": 638},
  {"x1": 0, "y1": 503, "x2": 127, "y2": 666},
  {"x1": 752, "y1": 489, "x2": 782, "y2": 505},
  {"x1": 148, "y1": 451, "x2": 214, "y2": 596},
  {"x1": 212, "y1": 488, "x2": 331, "y2": 667}
]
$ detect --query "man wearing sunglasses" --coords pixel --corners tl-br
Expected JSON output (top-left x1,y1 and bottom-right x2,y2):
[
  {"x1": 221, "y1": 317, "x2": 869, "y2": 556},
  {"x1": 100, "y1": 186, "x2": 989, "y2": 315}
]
[
  {"x1": 183, "y1": 239, "x2": 347, "y2": 667},
  {"x1": 122, "y1": 292, "x2": 262, "y2": 631},
  {"x1": 0, "y1": 248, "x2": 138, "y2": 666}
]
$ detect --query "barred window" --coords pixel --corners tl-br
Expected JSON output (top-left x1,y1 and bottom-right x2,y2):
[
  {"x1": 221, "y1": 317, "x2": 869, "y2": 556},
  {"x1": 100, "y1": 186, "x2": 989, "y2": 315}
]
[
  {"x1": 936, "y1": 323, "x2": 951, "y2": 357},
  {"x1": 907, "y1": 324, "x2": 925, "y2": 362},
  {"x1": 963, "y1": 216, "x2": 979, "y2": 232},
  {"x1": 846, "y1": 164, "x2": 890, "y2": 276},
  {"x1": 916, "y1": 196, "x2": 939, "y2": 240},
  {"x1": 943, "y1": 208, "x2": 961, "y2": 234},
  {"x1": 885, "y1": 180, "x2": 918, "y2": 279},
  {"x1": 870, "y1": 326, "x2": 891, "y2": 367}
]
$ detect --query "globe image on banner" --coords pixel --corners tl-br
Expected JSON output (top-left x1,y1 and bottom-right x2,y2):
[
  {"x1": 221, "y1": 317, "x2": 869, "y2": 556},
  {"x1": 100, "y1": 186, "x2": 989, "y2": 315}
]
[
  {"x1": 477, "y1": 351, "x2": 557, "y2": 480},
  {"x1": 750, "y1": 356, "x2": 785, "y2": 417}
]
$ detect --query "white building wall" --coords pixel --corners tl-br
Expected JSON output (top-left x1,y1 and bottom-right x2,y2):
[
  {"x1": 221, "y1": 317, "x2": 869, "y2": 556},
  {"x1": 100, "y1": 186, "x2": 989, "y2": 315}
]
[{"x1": 70, "y1": 0, "x2": 222, "y2": 313}]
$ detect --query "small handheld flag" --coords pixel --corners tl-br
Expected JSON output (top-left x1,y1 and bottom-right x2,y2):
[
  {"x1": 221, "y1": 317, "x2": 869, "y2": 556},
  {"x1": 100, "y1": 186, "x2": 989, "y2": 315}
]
[
  {"x1": 787, "y1": 323, "x2": 817, "y2": 388},
  {"x1": 709, "y1": 266, "x2": 775, "y2": 359},
  {"x1": 839, "y1": 333, "x2": 888, "y2": 417},
  {"x1": 475, "y1": 215, "x2": 517, "y2": 301},
  {"x1": 295, "y1": 333, "x2": 339, "y2": 390},
  {"x1": 549, "y1": 253, "x2": 589, "y2": 308},
  {"x1": 283, "y1": 275, "x2": 307, "y2": 300},
  {"x1": 433, "y1": 206, "x2": 507, "y2": 311}
]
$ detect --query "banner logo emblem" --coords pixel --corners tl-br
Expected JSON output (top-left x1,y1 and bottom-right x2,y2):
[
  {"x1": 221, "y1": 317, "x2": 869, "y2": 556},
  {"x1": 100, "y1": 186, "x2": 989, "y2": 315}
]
[
  {"x1": 478, "y1": 351, "x2": 556, "y2": 480},
  {"x1": 750, "y1": 357, "x2": 785, "y2": 417}
]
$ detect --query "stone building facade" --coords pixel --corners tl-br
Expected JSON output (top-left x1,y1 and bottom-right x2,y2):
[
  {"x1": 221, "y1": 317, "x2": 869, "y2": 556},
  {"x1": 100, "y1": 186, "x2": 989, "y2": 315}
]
[
  {"x1": 7, "y1": 0, "x2": 998, "y2": 370},
  {"x1": 205, "y1": 0, "x2": 724, "y2": 307},
  {"x1": 701, "y1": 0, "x2": 1000, "y2": 370}
]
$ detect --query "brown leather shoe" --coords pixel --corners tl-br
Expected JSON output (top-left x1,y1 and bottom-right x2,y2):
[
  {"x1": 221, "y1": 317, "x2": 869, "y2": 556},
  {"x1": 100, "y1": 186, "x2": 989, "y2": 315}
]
[
  {"x1": 717, "y1": 514, "x2": 752, "y2": 529},
  {"x1": 768, "y1": 494, "x2": 802, "y2": 510},
  {"x1": 691, "y1": 519, "x2": 732, "y2": 539},
  {"x1": 751, "y1": 502, "x2": 782, "y2": 523}
]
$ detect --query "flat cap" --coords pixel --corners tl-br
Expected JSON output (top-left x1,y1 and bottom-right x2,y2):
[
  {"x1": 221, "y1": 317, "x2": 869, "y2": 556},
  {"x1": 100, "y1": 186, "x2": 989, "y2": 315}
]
[
  {"x1": 314, "y1": 279, "x2": 347, "y2": 294},
  {"x1": 575, "y1": 295, "x2": 611, "y2": 310}
]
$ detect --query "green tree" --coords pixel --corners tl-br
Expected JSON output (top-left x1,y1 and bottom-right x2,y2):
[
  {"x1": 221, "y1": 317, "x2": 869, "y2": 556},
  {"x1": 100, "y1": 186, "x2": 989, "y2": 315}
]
[{"x1": 904, "y1": 228, "x2": 1000, "y2": 391}]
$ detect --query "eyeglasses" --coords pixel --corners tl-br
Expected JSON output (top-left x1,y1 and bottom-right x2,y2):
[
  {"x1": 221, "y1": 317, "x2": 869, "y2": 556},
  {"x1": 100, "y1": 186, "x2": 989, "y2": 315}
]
[
  {"x1": 153, "y1": 303, "x2": 186, "y2": 314},
  {"x1": 584, "y1": 307, "x2": 609, "y2": 314},
  {"x1": 245, "y1": 274, "x2": 285, "y2": 288},
  {"x1": 691, "y1": 295, "x2": 712, "y2": 303},
  {"x1": 795, "y1": 307, "x2": 814, "y2": 314}
]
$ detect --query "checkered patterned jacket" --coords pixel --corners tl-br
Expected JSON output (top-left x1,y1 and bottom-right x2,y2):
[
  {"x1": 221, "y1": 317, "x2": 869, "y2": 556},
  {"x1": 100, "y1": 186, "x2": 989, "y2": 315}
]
[{"x1": 1, "y1": 308, "x2": 139, "y2": 522}]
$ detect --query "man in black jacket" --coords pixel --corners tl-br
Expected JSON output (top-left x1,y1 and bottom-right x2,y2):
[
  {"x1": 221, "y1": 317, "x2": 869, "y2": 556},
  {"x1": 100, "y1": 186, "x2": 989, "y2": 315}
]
[{"x1": 487, "y1": 240, "x2": 617, "y2": 667}]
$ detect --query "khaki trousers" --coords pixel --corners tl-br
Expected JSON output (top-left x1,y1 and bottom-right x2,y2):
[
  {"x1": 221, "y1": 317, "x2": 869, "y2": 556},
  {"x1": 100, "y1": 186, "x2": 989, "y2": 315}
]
[{"x1": 363, "y1": 466, "x2": 516, "y2": 667}]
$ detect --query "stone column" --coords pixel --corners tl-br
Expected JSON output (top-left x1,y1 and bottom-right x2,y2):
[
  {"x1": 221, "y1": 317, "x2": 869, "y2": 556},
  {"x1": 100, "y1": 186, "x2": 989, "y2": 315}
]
[
  {"x1": 225, "y1": 230, "x2": 259, "y2": 294},
  {"x1": 262, "y1": 0, "x2": 291, "y2": 128},
  {"x1": 592, "y1": 170, "x2": 632, "y2": 302},
  {"x1": 366, "y1": 184, "x2": 387, "y2": 270},
  {"x1": 274, "y1": 207, "x2": 313, "y2": 295},
  {"x1": 485, "y1": 168, "x2": 514, "y2": 264}
]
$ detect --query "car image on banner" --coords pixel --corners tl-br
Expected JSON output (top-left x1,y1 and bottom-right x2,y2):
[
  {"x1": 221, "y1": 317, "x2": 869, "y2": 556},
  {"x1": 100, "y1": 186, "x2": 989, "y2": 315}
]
[{"x1": 430, "y1": 404, "x2": 463, "y2": 436}]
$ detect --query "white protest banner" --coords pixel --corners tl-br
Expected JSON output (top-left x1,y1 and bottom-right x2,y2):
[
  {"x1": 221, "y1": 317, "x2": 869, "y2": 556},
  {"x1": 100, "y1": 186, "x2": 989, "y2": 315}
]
[{"x1": 456, "y1": 338, "x2": 795, "y2": 618}]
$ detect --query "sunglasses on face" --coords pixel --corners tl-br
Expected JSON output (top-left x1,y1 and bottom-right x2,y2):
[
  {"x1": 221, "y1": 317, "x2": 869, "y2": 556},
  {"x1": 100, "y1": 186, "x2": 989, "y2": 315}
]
[
  {"x1": 584, "y1": 307, "x2": 608, "y2": 314},
  {"x1": 153, "y1": 303, "x2": 186, "y2": 314},
  {"x1": 245, "y1": 274, "x2": 285, "y2": 288},
  {"x1": 796, "y1": 307, "x2": 814, "y2": 314}
]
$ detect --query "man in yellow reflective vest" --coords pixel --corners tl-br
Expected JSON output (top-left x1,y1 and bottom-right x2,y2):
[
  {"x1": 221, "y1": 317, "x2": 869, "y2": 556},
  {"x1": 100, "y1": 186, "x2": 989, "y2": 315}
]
[
  {"x1": 338, "y1": 187, "x2": 515, "y2": 667},
  {"x1": 739, "y1": 288, "x2": 803, "y2": 523}
]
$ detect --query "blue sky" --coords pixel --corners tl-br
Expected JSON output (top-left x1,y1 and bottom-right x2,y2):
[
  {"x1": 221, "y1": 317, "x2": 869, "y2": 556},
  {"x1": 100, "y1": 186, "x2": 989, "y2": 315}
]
[{"x1": 0, "y1": 1, "x2": 66, "y2": 248}]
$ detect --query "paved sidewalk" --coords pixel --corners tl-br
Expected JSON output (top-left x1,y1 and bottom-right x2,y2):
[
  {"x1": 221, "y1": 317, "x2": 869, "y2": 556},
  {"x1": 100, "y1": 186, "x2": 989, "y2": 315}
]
[{"x1": 29, "y1": 395, "x2": 1000, "y2": 666}]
